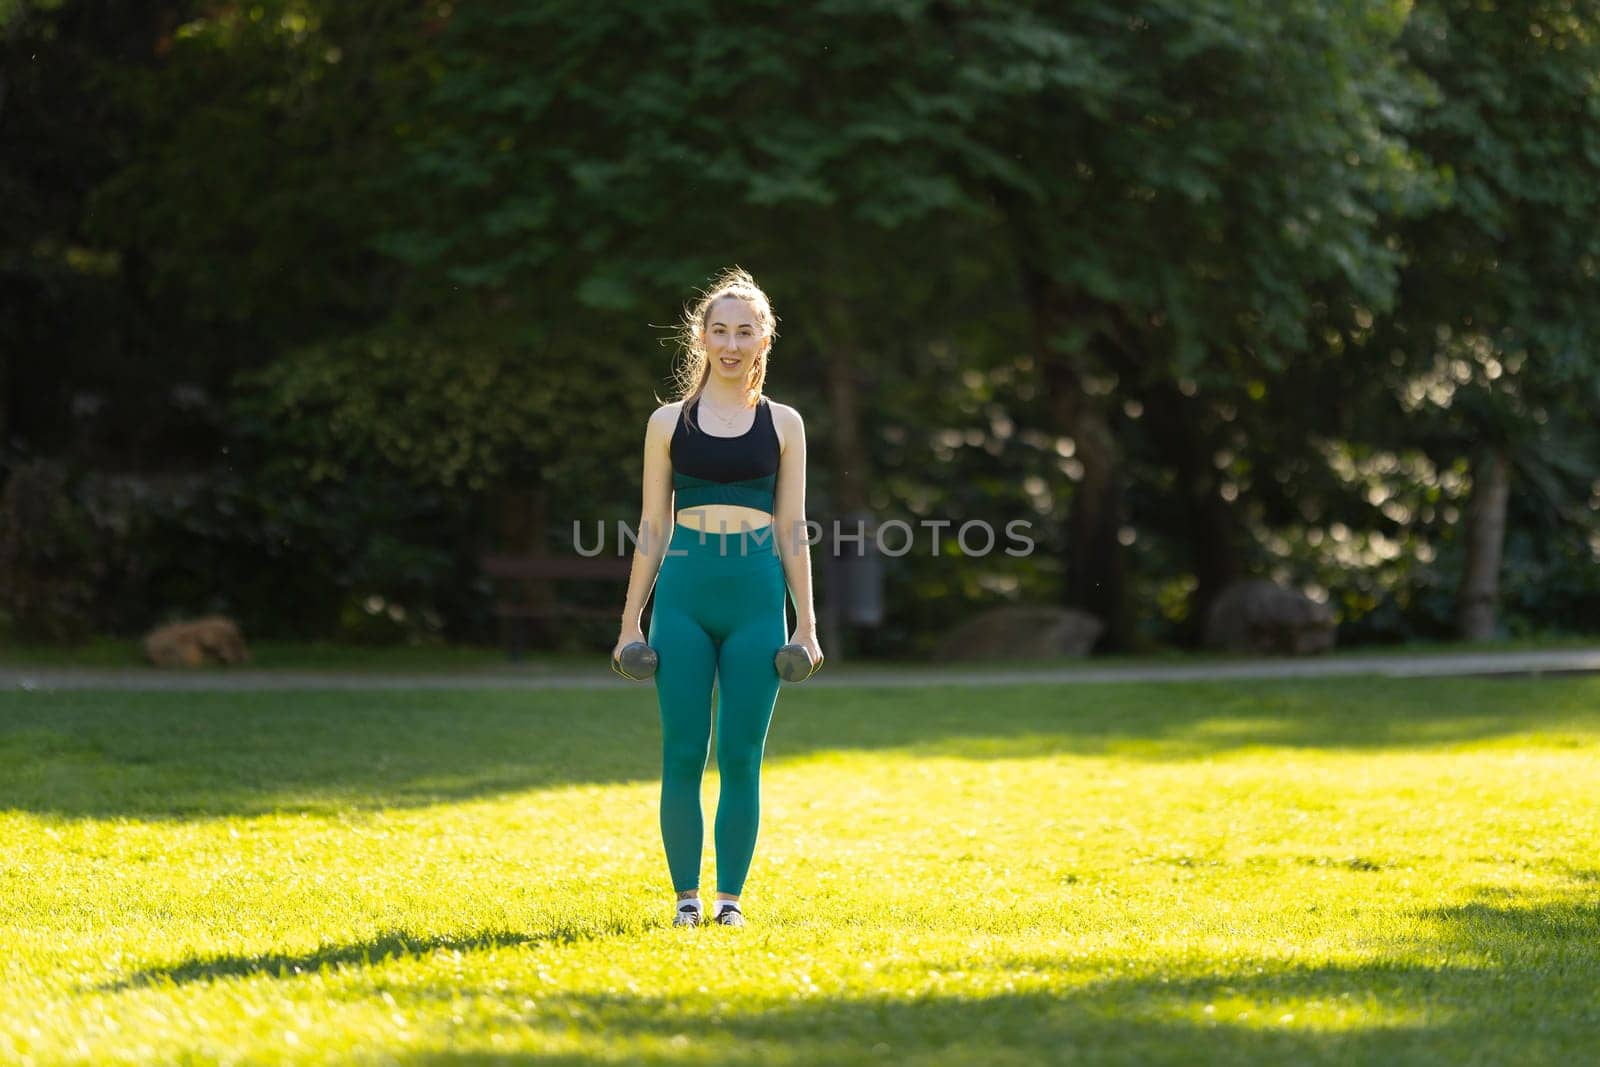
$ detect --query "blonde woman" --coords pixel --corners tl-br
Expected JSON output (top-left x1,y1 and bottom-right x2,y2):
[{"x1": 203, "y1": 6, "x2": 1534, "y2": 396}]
[{"x1": 613, "y1": 268, "x2": 823, "y2": 928}]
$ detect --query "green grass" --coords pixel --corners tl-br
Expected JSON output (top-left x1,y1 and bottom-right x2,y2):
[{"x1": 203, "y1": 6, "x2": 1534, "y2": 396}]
[
  {"x1": 3, "y1": 632, "x2": 1598, "y2": 677},
  {"x1": 3, "y1": 676, "x2": 1599, "y2": 1064},
  {"x1": 0, "y1": 636, "x2": 521, "y2": 671}
]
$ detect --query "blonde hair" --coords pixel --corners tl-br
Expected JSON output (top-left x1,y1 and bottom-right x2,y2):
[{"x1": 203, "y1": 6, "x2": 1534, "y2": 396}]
[{"x1": 670, "y1": 267, "x2": 778, "y2": 413}]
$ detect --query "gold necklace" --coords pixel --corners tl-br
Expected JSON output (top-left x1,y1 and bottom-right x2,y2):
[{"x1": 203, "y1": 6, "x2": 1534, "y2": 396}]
[{"x1": 698, "y1": 398, "x2": 746, "y2": 431}]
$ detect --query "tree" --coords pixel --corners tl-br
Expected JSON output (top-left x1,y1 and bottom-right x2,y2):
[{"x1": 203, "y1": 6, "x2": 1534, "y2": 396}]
[
  {"x1": 932, "y1": 0, "x2": 1425, "y2": 645},
  {"x1": 384, "y1": 2, "x2": 1009, "y2": 585},
  {"x1": 1387, "y1": 0, "x2": 1600, "y2": 640},
  {"x1": 2, "y1": 1, "x2": 437, "y2": 470}
]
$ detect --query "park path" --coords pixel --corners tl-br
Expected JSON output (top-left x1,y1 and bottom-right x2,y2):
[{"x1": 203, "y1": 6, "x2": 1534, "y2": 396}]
[{"x1": 3, "y1": 647, "x2": 1599, "y2": 692}]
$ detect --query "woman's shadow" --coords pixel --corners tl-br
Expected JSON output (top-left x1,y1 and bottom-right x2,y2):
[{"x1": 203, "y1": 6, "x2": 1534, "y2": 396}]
[{"x1": 94, "y1": 926, "x2": 580, "y2": 992}]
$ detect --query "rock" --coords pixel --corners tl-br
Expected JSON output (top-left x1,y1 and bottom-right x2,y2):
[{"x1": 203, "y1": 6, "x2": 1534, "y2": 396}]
[
  {"x1": 1201, "y1": 580, "x2": 1335, "y2": 655},
  {"x1": 143, "y1": 616, "x2": 251, "y2": 668},
  {"x1": 933, "y1": 605, "x2": 1104, "y2": 661}
]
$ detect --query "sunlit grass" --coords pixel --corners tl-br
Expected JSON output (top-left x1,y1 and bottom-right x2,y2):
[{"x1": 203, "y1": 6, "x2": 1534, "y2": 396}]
[{"x1": 3, "y1": 677, "x2": 1599, "y2": 1064}]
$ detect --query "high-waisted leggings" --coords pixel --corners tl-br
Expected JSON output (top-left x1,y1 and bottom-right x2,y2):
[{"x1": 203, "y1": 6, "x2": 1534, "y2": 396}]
[{"x1": 648, "y1": 522, "x2": 787, "y2": 896}]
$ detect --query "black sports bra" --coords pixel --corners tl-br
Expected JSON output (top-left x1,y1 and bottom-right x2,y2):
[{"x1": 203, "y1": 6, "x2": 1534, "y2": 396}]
[{"x1": 670, "y1": 397, "x2": 780, "y2": 513}]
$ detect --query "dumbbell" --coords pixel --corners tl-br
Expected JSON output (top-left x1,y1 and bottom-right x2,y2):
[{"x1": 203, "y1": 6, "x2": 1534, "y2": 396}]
[
  {"x1": 774, "y1": 643, "x2": 823, "y2": 683},
  {"x1": 611, "y1": 641, "x2": 659, "y2": 681}
]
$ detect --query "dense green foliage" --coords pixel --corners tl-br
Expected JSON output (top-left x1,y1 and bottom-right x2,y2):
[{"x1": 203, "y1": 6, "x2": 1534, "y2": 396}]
[{"x1": 2, "y1": 0, "x2": 1597, "y2": 650}]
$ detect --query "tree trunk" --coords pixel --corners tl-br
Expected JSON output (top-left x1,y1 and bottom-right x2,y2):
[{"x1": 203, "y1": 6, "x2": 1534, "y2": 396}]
[
  {"x1": 1456, "y1": 446, "x2": 1511, "y2": 642},
  {"x1": 0, "y1": 343, "x2": 9, "y2": 452},
  {"x1": 820, "y1": 305, "x2": 870, "y2": 517},
  {"x1": 1020, "y1": 268, "x2": 1130, "y2": 651},
  {"x1": 1139, "y1": 382, "x2": 1243, "y2": 643},
  {"x1": 811, "y1": 302, "x2": 873, "y2": 659},
  {"x1": 1061, "y1": 399, "x2": 1130, "y2": 648}
]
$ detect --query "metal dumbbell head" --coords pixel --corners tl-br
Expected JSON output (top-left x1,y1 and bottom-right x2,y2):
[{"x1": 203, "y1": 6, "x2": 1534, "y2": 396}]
[
  {"x1": 611, "y1": 641, "x2": 659, "y2": 681},
  {"x1": 774, "y1": 643, "x2": 822, "y2": 683}
]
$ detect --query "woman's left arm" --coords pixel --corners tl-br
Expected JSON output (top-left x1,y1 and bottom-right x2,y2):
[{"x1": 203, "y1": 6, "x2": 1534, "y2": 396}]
[{"x1": 773, "y1": 405, "x2": 822, "y2": 663}]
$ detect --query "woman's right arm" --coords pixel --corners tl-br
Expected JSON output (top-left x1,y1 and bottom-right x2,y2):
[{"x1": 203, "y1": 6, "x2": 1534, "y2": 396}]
[{"x1": 614, "y1": 405, "x2": 676, "y2": 655}]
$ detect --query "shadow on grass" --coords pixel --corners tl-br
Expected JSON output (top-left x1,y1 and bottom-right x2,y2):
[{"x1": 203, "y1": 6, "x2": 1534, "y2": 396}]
[
  {"x1": 135, "y1": 893, "x2": 1583, "y2": 1066},
  {"x1": 75, "y1": 887, "x2": 1599, "y2": 1063},
  {"x1": 1, "y1": 674, "x2": 1597, "y2": 818},
  {"x1": 385, "y1": 980, "x2": 1572, "y2": 1066},
  {"x1": 99, "y1": 927, "x2": 558, "y2": 991},
  {"x1": 409, "y1": 893, "x2": 1600, "y2": 1065}
]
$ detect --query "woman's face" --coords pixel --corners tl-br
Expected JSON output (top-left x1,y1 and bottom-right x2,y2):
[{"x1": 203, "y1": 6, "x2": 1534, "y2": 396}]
[{"x1": 702, "y1": 297, "x2": 769, "y2": 385}]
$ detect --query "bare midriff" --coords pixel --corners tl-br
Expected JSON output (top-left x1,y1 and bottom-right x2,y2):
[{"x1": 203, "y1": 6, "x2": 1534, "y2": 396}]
[{"x1": 675, "y1": 504, "x2": 775, "y2": 534}]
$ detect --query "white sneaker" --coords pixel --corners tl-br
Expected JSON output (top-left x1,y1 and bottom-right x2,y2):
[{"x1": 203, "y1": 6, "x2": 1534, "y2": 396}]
[
  {"x1": 673, "y1": 900, "x2": 702, "y2": 927},
  {"x1": 712, "y1": 901, "x2": 745, "y2": 927}
]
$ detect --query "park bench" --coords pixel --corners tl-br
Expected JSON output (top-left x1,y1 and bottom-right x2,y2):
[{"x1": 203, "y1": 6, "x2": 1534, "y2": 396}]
[{"x1": 479, "y1": 554, "x2": 631, "y2": 660}]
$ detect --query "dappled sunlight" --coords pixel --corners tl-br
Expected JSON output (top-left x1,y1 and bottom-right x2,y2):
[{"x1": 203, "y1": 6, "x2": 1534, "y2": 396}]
[
  {"x1": 3, "y1": 676, "x2": 1599, "y2": 821},
  {"x1": 774, "y1": 675, "x2": 1600, "y2": 763},
  {"x1": 5, "y1": 679, "x2": 1600, "y2": 1064},
  {"x1": 0, "y1": 688, "x2": 667, "y2": 818}
]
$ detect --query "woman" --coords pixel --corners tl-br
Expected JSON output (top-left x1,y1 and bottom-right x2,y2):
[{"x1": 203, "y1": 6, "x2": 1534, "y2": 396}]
[{"x1": 612, "y1": 267, "x2": 823, "y2": 928}]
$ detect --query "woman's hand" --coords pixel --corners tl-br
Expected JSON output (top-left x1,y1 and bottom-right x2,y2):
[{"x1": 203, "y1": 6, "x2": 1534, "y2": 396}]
[
  {"x1": 788, "y1": 627, "x2": 824, "y2": 671},
  {"x1": 612, "y1": 625, "x2": 647, "y2": 663}
]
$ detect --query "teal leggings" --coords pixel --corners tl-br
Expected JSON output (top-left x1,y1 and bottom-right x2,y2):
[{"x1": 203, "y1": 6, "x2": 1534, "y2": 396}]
[{"x1": 648, "y1": 522, "x2": 787, "y2": 896}]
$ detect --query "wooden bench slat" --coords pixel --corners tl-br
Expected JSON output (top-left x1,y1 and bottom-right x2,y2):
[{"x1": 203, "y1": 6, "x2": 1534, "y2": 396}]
[{"x1": 481, "y1": 553, "x2": 634, "y2": 658}]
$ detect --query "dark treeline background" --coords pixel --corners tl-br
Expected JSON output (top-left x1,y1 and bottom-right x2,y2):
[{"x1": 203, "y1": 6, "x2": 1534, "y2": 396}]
[{"x1": 2, "y1": 0, "x2": 1598, "y2": 655}]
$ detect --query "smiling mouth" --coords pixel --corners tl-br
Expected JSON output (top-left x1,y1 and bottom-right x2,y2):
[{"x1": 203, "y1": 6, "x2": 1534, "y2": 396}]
[{"x1": 719, "y1": 357, "x2": 740, "y2": 367}]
